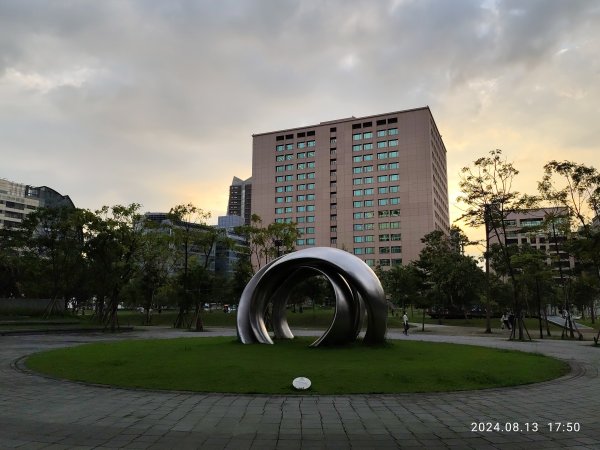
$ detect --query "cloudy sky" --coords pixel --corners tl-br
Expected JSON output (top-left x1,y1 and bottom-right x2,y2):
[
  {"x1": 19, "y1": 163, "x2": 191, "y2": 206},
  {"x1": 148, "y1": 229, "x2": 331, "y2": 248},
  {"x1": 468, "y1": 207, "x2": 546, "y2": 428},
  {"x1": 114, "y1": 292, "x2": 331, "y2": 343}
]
[{"x1": 2, "y1": 0, "x2": 600, "y2": 243}]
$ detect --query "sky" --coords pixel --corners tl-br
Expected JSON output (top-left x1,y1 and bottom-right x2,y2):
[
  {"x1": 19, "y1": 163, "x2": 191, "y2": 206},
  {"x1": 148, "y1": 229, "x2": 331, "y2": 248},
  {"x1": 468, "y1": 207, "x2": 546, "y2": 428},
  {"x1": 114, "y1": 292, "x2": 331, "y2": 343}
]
[{"x1": 2, "y1": 0, "x2": 600, "y2": 248}]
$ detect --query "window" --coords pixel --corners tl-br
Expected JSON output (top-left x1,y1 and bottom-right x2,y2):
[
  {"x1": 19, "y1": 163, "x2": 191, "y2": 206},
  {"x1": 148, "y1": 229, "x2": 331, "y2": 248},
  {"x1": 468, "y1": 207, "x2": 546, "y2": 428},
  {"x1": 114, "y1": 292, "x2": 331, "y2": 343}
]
[
  {"x1": 306, "y1": 194, "x2": 315, "y2": 200},
  {"x1": 275, "y1": 218, "x2": 284, "y2": 223},
  {"x1": 306, "y1": 238, "x2": 315, "y2": 245},
  {"x1": 380, "y1": 234, "x2": 390, "y2": 242},
  {"x1": 379, "y1": 247, "x2": 390, "y2": 254},
  {"x1": 297, "y1": 142, "x2": 306, "y2": 148},
  {"x1": 388, "y1": 117, "x2": 397, "y2": 124},
  {"x1": 285, "y1": 207, "x2": 293, "y2": 213},
  {"x1": 285, "y1": 185, "x2": 293, "y2": 192},
  {"x1": 390, "y1": 197, "x2": 400, "y2": 205},
  {"x1": 389, "y1": 162, "x2": 399, "y2": 169},
  {"x1": 364, "y1": 223, "x2": 374, "y2": 230},
  {"x1": 353, "y1": 201, "x2": 363, "y2": 208},
  {"x1": 390, "y1": 221, "x2": 400, "y2": 229},
  {"x1": 276, "y1": 197, "x2": 284, "y2": 203},
  {"x1": 353, "y1": 178, "x2": 362, "y2": 185},
  {"x1": 297, "y1": 173, "x2": 306, "y2": 180},
  {"x1": 353, "y1": 189, "x2": 363, "y2": 196},
  {"x1": 378, "y1": 198, "x2": 389, "y2": 206},
  {"x1": 276, "y1": 186, "x2": 284, "y2": 193},
  {"x1": 285, "y1": 196, "x2": 293, "y2": 203},
  {"x1": 285, "y1": 174, "x2": 293, "y2": 181},
  {"x1": 297, "y1": 184, "x2": 306, "y2": 191},
  {"x1": 391, "y1": 233, "x2": 402, "y2": 241},
  {"x1": 363, "y1": 143, "x2": 373, "y2": 150},
  {"x1": 297, "y1": 239, "x2": 305, "y2": 246},
  {"x1": 377, "y1": 152, "x2": 388, "y2": 159},
  {"x1": 307, "y1": 183, "x2": 315, "y2": 189},
  {"x1": 307, "y1": 161, "x2": 315, "y2": 168},
  {"x1": 297, "y1": 216, "x2": 305, "y2": 223},
  {"x1": 388, "y1": 151, "x2": 398, "y2": 157},
  {"x1": 353, "y1": 167, "x2": 363, "y2": 174},
  {"x1": 388, "y1": 139, "x2": 398, "y2": 146},
  {"x1": 276, "y1": 155, "x2": 285, "y2": 162},
  {"x1": 353, "y1": 156, "x2": 363, "y2": 162},
  {"x1": 276, "y1": 165, "x2": 284, "y2": 172},
  {"x1": 364, "y1": 188, "x2": 374, "y2": 195},
  {"x1": 377, "y1": 175, "x2": 388, "y2": 182},
  {"x1": 364, "y1": 199, "x2": 374, "y2": 207},
  {"x1": 388, "y1": 128, "x2": 398, "y2": 135},
  {"x1": 354, "y1": 224, "x2": 364, "y2": 231},
  {"x1": 307, "y1": 205, "x2": 315, "y2": 212},
  {"x1": 363, "y1": 131, "x2": 373, "y2": 139},
  {"x1": 307, "y1": 140, "x2": 315, "y2": 147},
  {"x1": 354, "y1": 236, "x2": 364, "y2": 243},
  {"x1": 364, "y1": 154, "x2": 373, "y2": 161},
  {"x1": 275, "y1": 208, "x2": 284, "y2": 214},
  {"x1": 354, "y1": 248, "x2": 364, "y2": 255},
  {"x1": 285, "y1": 164, "x2": 293, "y2": 171},
  {"x1": 276, "y1": 144, "x2": 284, "y2": 151},
  {"x1": 353, "y1": 144, "x2": 362, "y2": 152},
  {"x1": 297, "y1": 152, "x2": 306, "y2": 159},
  {"x1": 377, "y1": 130, "x2": 386, "y2": 137},
  {"x1": 389, "y1": 185, "x2": 399, "y2": 193},
  {"x1": 297, "y1": 163, "x2": 306, "y2": 170},
  {"x1": 364, "y1": 211, "x2": 375, "y2": 218},
  {"x1": 379, "y1": 259, "x2": 391, "y2": 266},
  {"x1": 353, "y1": 133, "x2": 362, "y2": 141},
  {"x1": 286, "y1": 154, "x2": 293, "y2": 160},
  {"x1": 364, "y1": 165, "x2": 373, "y2": 172},
  {"x1": 378, "y1": 141, "x2": 388, "y2": 148},
  {"x1": 378, "y1": 164, "x2": 388, "y2": 171},
  {"x1": 297, "y1": 205, "x2": 306, "y2": 212},
  {"x1": 379, "y1": 222, "x2": 389, "y2": 230},
  {"x1": 307, "y1": 172, "x2": 315, "y2": 179},
  {"x1": 353, "y1": 212, "x2": 363, "y2": 219},
  {"x1": 276, "y1": 176, "x2": 284, "y2": 182},
  {"x1": 389, "y1": 174, "x2": 400, "y2": 181},
  {"x1": 378, "y1": 187, "x2": 388, "y2": 194},
  {"x1": 297, "y1": 227, "x2": 305, "y2": 235},
  {"x1": 365, "y1": 235, "x2": 374, "y2": 242},
  {"x1": 391, "y1": 246, "x2": 402, "y2": 253},
  {"x1": 307, "y1": 216, "x2": 315, "y2": 223},
  {"x1": 306, "y1": 227, "x2": 315, "y2": 234},
  {"x1": 364, "y1": 177, "x2": 373, "y2": 184},
  {"x1": 307, "y1": 151, "x2": 315, "y2": 157},
  {"x1": 286, "y1": 143, "x2": 293, "y2": 150}
]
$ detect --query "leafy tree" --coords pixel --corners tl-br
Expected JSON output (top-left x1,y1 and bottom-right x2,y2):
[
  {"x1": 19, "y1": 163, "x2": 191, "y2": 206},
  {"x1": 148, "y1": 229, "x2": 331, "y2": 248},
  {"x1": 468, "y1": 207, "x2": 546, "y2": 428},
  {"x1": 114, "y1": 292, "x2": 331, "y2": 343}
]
[{"x1": 457, "y1": 149, "x2": 530, "y2": 339}]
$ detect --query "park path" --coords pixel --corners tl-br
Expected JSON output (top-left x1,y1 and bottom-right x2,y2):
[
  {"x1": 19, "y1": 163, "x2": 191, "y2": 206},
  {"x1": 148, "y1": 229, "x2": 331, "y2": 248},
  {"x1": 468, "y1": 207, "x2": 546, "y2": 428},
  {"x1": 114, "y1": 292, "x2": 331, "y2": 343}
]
[{"x1": 0, "y1": 327, "x2": 599, "y2": 449}]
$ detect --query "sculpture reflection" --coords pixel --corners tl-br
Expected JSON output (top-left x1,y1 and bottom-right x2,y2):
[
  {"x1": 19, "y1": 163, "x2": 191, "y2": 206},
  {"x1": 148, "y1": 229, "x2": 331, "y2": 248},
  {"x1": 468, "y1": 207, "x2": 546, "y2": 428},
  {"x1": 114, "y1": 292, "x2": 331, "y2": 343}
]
[{"x1": 236, "y1": 247, "x2": 387, "y2": 347}]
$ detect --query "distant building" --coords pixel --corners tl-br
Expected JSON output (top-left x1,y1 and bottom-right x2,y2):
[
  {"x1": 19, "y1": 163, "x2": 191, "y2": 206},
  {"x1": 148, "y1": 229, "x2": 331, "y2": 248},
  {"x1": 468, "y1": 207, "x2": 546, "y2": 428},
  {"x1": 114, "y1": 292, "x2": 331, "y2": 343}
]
[
  {"x1": 491, "y1": 207, "x2": 575, "y2": 280},
  {"x1": 227, "y1": 176, "x2": 252, "y2": 226},
  {"x1": 0, "y1": 178, "x2": 74, "y2": 229},
  {"x1": 251, "y1": 107, "x2": 450, "y2": 268},
  {"x1": 215, "y1": 216, "x2": 248, "y2": 277}
]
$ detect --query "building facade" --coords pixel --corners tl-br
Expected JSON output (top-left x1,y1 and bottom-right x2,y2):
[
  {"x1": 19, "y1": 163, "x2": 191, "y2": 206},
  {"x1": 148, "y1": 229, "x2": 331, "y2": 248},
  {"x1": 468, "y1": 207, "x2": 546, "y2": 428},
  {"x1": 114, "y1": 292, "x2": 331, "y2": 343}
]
[
  {"x1": 251, "y1": 107, "x2": 450, "y2": 268},
  {"x1": 491, "y1": 207, "x2": 575, "y2": 280},
  {"x1": 0, "y1": 178, "x2": 74, "y2": 229},
  {"x1": 227, "y1": 176, "x2": 252, "y2": 226}
]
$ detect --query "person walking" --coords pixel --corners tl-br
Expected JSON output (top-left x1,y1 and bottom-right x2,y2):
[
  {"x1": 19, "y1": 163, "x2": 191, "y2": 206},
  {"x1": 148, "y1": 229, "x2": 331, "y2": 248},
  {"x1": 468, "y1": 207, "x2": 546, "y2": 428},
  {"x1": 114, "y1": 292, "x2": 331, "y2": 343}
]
[{"x1": 402, "y1": 311, "x2": 409, "y2": 335}]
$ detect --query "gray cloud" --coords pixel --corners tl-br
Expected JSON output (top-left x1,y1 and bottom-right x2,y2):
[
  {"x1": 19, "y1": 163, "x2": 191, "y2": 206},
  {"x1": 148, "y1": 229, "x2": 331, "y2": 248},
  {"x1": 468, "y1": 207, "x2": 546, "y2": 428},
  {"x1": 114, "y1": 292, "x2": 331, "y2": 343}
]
[{"x1": 1, "y1": 0, "x2": 599, "y2": 218}]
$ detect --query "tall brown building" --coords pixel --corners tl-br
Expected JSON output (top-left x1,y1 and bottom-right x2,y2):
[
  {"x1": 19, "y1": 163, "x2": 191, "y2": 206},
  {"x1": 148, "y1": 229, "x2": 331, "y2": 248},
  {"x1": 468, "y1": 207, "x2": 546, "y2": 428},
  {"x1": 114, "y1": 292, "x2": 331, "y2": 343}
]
[
  {"x1": 251, "y1": 107, "x2": 449, "y2": 268},
  {"x1": 227, "y1": 176, "x2": 252, "y2": 226}
]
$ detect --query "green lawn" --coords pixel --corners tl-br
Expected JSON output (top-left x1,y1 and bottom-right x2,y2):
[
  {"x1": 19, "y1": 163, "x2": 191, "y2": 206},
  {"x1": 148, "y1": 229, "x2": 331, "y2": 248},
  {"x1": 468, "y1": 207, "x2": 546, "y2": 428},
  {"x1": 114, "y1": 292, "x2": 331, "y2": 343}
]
[{"x1": 26, "y1": 336, "x2": 569, "y2": 394}]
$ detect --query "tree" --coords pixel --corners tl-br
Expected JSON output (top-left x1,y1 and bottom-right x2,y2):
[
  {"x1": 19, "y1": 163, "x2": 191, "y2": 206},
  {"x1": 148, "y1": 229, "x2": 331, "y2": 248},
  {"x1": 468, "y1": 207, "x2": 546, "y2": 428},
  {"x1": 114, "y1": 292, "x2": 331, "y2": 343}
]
[
  {"x1": 86, "y1": 204, "x2": 145, "y2": 331},
  {"x1": 415, "y1": 229, "x2": 485, "y2": 324},
  {"x1": 457, "y1": 149, "x2": 530, "y2": 340},
  {"x1": 539, "y1": 161, "x2": 600, "y2": 341}
]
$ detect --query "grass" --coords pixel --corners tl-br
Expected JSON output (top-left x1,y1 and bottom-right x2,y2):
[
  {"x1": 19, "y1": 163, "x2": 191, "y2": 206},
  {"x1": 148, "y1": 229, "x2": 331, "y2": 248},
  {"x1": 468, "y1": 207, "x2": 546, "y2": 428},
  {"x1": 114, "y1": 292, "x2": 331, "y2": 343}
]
[{"x1": 26, "y1": 336, "x2": 569, "y2": 395}]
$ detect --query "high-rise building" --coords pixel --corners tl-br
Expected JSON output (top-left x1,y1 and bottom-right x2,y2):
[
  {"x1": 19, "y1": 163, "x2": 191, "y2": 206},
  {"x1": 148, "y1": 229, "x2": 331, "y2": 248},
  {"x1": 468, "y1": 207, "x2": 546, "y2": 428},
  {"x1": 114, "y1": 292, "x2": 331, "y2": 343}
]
[
  {"x1": 0, "y1": 178, "x2": 74, "y2": 229},
  {"x1": 251, "y1": 107, "x2": 450, "y2": 268},
  {"x1": 227, "y1": 176, "x2": 252, "y2": 226}
]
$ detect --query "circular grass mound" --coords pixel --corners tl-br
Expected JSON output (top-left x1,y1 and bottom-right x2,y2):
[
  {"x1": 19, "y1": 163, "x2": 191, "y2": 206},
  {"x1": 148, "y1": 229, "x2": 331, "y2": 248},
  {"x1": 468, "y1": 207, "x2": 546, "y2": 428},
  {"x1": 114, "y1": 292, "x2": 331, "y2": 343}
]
[{"x1": 25, "y1": 337, "x2": 569, "y2": 394}]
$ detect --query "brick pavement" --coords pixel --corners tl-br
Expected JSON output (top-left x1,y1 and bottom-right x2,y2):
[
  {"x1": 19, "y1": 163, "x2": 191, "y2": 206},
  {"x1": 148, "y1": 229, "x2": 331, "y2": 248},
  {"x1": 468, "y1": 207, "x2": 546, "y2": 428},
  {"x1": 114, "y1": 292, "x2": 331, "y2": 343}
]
[{"x1": 0, "y1": 327, "x2": 599, "y2": 449}]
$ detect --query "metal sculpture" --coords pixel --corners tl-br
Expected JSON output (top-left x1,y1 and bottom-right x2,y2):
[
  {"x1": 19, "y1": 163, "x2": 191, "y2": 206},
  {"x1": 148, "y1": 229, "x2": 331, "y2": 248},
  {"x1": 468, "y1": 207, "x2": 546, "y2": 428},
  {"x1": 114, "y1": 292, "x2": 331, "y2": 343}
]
[{"x1": 236, "y1": 247, "x2": 387, "y2": 347}]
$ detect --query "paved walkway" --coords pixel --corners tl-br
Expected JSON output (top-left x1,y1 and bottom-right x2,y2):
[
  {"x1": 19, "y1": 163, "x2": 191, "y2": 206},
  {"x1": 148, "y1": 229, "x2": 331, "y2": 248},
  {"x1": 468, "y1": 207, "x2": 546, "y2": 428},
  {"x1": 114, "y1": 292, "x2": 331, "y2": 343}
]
[{"x1": 1, "y1": 327, "x2": 599, "y2": 449}]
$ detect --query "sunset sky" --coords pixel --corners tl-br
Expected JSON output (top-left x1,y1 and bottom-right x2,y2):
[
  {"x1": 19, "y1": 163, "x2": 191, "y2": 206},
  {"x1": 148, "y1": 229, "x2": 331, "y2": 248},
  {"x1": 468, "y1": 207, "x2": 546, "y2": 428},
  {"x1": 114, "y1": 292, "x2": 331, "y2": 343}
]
[{"x1": 2, "y1": 0, "x2": 599, "y2": 250}]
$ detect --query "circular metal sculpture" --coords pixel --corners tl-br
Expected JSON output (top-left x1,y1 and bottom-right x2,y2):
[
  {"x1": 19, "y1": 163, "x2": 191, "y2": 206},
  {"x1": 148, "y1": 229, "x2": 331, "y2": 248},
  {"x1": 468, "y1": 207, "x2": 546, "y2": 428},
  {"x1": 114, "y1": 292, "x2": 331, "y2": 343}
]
[{"x1": 237, "y1": 247, "x2": 387, "y2": 347}]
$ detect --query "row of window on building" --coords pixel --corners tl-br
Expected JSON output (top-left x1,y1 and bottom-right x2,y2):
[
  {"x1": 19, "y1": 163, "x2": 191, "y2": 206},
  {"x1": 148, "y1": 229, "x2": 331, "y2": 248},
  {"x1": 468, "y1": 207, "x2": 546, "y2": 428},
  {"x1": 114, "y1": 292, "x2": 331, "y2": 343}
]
[
  {"x1": 276, "y1": 140, "x2": 316, "y2": 151},
  {"x1": 275, "y1": 151, "x2": 316, "y2": 161}
]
